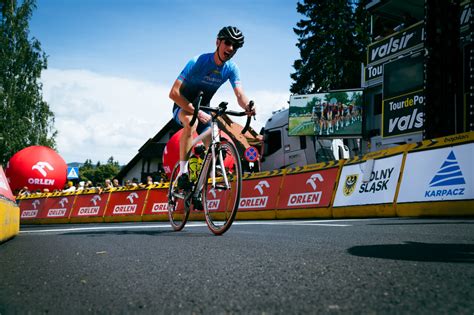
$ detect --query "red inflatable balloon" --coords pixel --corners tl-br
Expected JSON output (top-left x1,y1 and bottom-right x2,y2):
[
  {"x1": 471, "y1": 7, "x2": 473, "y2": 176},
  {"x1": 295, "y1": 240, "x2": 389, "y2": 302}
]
[
  {"x1": 162, "y1": 129, "x2": 236, "y2": 180},
  {"x1": 162, "y1": 129, "x2": 196, "y2": 179},
  {"x1": 6, "y1": 146, "x2": 67, "y2": 192}
]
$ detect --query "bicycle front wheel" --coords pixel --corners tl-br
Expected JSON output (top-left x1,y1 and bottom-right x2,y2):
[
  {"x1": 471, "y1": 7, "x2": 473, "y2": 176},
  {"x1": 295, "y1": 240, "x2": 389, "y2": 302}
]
[
  {"x1": 167, "y1": 162, "x2": 190, "y2": 231},
  {"x1": 202, "y1": 140, "x2": 242, "y2": 235}
]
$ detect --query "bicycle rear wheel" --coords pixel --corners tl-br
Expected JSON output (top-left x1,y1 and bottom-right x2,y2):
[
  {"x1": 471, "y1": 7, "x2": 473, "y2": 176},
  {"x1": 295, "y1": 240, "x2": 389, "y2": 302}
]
[
  {"x1": 202, "y1": 140, "x2": 242, "y2": 235},
  {"x1": 167, "y1": 162, "x2": 190, "y2": 231}
]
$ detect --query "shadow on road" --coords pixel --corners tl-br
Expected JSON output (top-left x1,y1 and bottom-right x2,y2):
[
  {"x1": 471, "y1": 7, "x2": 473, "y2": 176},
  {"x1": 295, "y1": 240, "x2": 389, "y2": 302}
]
[
  {"x1": 347, "y1": 242, "x2": 474, "y2": 263},
  {"x1": 368, "y1": 220, "x2": 474, "y2": 226}
]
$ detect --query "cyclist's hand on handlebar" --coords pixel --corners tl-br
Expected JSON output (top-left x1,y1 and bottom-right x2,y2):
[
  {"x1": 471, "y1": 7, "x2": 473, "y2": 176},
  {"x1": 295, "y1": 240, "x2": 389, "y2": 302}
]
[
  {"x1": 244, "y1": 102, "x2": 256, "y2": 116},
  {"x1": 197, "y1": 110, "x2": 212, "y2": 124}
]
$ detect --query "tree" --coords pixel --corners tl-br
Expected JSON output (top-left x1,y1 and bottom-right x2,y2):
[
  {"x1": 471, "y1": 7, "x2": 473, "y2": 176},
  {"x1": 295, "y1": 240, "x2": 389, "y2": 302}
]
[
  {"x1": 0, "y1": 0, "x2": 56, "y2": 165},
  {"x1": 79, "y1": 157, "x2": 121, "y2": 185},
  {"x1": 291, "y1": 0, "x2": 370, "y2": 94}
]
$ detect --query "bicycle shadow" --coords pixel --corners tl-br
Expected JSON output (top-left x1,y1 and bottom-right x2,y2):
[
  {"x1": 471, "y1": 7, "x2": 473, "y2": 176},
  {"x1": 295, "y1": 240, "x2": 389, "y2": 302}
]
[{"x1": 347, "y1": 241, "x2": 474, "y2": 264}]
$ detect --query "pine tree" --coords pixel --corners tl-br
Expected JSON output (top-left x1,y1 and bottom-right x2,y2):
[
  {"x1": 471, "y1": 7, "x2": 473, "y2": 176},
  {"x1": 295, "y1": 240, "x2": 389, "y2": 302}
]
[
  {"x1": 0, "y1": 0, "x2": 56, "y2": 165},
  {"x1": 291, "y1": 0, "x2": 370, "y2": 94}
]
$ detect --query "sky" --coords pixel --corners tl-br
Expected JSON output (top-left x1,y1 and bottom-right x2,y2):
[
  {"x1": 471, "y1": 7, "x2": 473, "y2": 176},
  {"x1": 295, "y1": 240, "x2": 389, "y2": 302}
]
[{"x1": 30, "y1": 0, "x2": 302, "y2": 164}]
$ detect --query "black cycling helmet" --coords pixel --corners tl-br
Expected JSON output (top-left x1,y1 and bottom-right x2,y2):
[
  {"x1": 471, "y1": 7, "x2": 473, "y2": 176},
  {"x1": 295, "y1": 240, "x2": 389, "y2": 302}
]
[{"x1": 217, "y1": 26, "x2": 244, "y2": 48}]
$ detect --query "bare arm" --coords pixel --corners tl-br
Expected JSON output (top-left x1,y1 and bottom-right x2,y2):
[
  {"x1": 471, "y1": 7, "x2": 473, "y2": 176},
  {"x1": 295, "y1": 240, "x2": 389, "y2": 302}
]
[
  {"x1": 169, "y1": 79, "x2": 194, "y2": 114},
  {"x1": 233, "y1": 86, "x2": 255, "y2": 114}
]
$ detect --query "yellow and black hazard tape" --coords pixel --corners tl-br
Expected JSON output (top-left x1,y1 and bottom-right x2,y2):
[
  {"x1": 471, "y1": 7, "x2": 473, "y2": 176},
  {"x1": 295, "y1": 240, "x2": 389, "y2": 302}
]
[{"x1": 408, "y1": 131, "x2": 473, "y2": 153}]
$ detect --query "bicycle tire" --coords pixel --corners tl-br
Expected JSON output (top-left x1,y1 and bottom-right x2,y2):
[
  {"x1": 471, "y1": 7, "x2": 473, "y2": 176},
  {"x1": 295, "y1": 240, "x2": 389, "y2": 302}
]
[
  {"x1": 167, "y1": 162, "x2": 190, "y2": 231},
  {"x1": 202, "y1": 140, "x2": 242, "y2": 235}
]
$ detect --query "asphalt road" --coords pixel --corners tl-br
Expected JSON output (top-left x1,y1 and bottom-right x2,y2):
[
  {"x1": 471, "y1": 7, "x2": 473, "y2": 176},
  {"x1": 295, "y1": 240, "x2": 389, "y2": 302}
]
[{"x1": 1, "y1": 218, "x2": 473, "y2": 314}]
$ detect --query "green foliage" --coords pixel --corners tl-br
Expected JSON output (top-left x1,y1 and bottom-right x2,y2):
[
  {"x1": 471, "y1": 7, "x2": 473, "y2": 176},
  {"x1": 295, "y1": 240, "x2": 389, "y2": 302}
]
[
  {"x1": 0, "y1": 0, "x2": 56, "y2": 166},
  {"x1": 291, "y1": 0, "x2": 370, "y2": 94},
  {"x1": 79, "y1": 157, "x2": 121, "y2": 185}
]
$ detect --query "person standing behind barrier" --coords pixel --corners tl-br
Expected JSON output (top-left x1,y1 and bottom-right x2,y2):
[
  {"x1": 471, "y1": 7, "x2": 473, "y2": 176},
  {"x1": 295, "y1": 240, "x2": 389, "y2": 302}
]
[
  {"x1": 113, "y1": 178, "x2": 121, "y2": 188},
  {"x1": 63, "y1": 181, "x2": 76, "y2": 192},
  {"x1": 105, "y1": 179, "x2": 114, "y2": 190}
]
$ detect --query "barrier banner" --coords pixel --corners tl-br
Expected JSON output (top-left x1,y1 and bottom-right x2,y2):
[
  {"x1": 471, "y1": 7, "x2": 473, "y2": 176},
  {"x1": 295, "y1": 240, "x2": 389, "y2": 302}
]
[
  {"x1": 70, "y1": 192, "x2": 109, "y2": 218},
  {"x1": 19, "y1": 198, "x2": 46, "y2": 220},
  {"x1": 237, "y1": 177, "x2": 282, "y2": 211},
  {"x1": 333, "y1": 154, "x2": 403, "y2": 207},
  {"x1": 41, "y1": 195, "x2": 76, "y2": 219},
  {"x1": 104, "y1": 189, "x2": 148, "y2": 217},
  {"x1": 142, "y1": 189, "x2": 169, "y2": 215},
  {"x1": 398, "y1": 143, "x2": 474, "y2": 202},
  {"x1": 277, "y1": 168, "x2": 339, "y2": 209}
]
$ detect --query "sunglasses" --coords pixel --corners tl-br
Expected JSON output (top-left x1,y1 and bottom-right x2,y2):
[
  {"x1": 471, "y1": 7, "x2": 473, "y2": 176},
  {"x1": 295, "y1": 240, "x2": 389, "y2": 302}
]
[{"x1": 223, "y1": 39, "x2": 241, "y2": 49}]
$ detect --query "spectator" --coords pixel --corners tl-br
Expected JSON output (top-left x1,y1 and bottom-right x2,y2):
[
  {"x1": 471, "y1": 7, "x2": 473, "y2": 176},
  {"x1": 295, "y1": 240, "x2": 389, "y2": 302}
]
[
  {"x1": 63, "y1": 181, "x2": 76, "y2": 192},
  {"x1": 85, "y1": 180, "x2": 94, "y2": 190},
  {"x1": 146, "y1": 176, "x2": 154, "y2": 187},
  {"x1": 76, "y1": 181, "x2": 85, "y2": 192},
  {"x1": 104, "y1": 179, "x2": 114, "y2": 190},
  {"x1": 113, "y1": 178, "x2": 121, "y2": 188},
  {"x1": 18, "y1": 186, "x2": 30, "y2": 197}
]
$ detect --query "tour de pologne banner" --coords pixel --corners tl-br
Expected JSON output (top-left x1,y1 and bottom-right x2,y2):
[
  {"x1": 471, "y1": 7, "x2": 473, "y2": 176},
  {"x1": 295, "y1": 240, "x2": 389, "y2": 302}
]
[
  {"x1": 382, "y1": 90, "x2": 424, "y2": 138},
  {"x1": 398, "y1": 143, "x2": 473, "y2": 203},
  {"x1": 333, "y1": 154, "x2": 403, "y2": 207}
]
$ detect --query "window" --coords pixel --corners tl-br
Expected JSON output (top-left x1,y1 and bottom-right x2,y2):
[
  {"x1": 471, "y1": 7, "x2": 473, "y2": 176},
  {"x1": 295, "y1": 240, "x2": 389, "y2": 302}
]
[{"x1": 263, "y1": 130, "x2": 282, "y2": 156}]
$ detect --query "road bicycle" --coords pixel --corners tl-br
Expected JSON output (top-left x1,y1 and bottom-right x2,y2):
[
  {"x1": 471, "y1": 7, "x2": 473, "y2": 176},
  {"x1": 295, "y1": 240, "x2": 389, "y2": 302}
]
[{"x1": 167, "y1": 93, "x2": 254, "y2": 235}]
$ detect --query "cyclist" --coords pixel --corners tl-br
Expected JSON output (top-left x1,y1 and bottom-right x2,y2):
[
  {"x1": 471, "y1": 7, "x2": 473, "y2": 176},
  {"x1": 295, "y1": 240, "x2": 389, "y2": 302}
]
[{"x1": 169, "y1": 26, "x2": 255, "y2": 189}]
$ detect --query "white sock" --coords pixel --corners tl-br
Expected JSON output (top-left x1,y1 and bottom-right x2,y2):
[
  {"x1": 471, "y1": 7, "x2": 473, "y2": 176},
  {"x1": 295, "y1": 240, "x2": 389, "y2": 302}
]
[{"x1": 179, "y1": 161, "x2": 188, "y2": 175}]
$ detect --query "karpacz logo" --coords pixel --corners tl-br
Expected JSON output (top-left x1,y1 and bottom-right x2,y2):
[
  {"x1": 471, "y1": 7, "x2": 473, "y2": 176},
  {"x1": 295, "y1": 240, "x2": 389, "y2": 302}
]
[
  {"x1": 343, "y1": 174, "x2": 358, "y2": 196},
  {"x1": 113, "y1": 192, "x2": 139, "y2": 214},
  {"x1": 239, "y1": 180, "x2": 270, "y2": 209},
  {"x1": 425, "y1": 151, "x2": 466, "y2": 198},
  {"x1": 152, "y1": 203, "x2": 168, "y2": 213},
  {"x1": 359, "y1": 168, "x2": 394, "y2": 193},
  {"x1": 287, "y1": 174, "x2": 323, "y2": 206},
  {"x1": 206, "y1": 189, "x2": 220, "y2": 211},
  {"x1": 29, "y1": 161, "x2": 55, "y2": 186}
]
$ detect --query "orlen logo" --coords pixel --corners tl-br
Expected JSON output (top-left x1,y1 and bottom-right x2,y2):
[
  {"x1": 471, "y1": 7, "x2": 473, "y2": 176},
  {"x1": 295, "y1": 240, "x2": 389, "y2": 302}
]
[
  {"x1": 113, "y1": 192, "x2": 138, "y2": 214},
  {"x1": 239, "y1": 180, "x2": 270, "y2": 209},
  {"x1": 206, "y1": 189, "x2": 220, "y2": 211},
  {"x1": 47, "y1": 197, "x2": 69, "y2": 217},
  {"x1": 21, "y1": 200, "x2": 40, "y2": 218},
  {"x1": 152, "y1": 203, "x2": 168, "y2": 213},
  {"x1": 29, "y1": 161, "x2": 55, "y2": 186},
  {"x1": 287, "y1": 173, "x2": 323, "y2": 206},
  {"x1": 78, "y1": 195, "x2": 101, "y2": 216}
]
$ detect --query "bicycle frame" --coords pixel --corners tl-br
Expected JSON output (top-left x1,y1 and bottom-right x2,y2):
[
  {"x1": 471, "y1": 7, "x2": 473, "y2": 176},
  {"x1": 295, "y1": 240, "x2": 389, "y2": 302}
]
[{"x1": 191, "y1": 118, "x2": 230, "y2": 200}]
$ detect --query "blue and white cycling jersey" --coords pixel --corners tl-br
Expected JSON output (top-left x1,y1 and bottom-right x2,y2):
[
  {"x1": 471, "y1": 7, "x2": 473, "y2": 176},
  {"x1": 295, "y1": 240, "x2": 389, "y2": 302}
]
[{"x1": 176, "y1": 52, "x2": 241, "y2": 107}]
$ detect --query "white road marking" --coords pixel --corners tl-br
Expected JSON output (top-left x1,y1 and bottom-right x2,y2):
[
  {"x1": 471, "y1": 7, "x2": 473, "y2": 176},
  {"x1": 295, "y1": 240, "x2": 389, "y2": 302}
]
[{"x1": 19, "y1": 218, "x2": 384, "y2": 235}]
